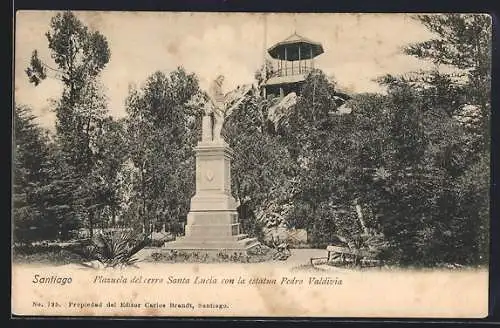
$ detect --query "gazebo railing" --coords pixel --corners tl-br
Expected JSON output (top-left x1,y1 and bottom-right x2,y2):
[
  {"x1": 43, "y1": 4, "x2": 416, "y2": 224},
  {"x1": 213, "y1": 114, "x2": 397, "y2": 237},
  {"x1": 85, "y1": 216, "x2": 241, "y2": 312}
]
[{"x1": 271, "y1": 66, "x2": 313, "y2": 78}]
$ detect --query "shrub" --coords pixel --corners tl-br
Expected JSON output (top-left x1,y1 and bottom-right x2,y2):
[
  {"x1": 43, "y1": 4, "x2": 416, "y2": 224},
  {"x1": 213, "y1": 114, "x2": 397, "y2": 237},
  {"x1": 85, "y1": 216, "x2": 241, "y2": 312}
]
[
  {"x1": 149, "y1": 239, "x2": 166, "y2": 247},
  {"x1": 72, "y1": 230, "x2": 149, "y2": 268},
  {"x1": 149, "y1": 249, "x2": 270, "y2": 263}
]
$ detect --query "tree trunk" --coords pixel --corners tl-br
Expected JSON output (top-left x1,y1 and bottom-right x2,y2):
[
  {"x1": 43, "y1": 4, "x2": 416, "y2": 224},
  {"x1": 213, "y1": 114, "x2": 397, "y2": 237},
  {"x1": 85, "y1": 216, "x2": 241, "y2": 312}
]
[
  {"x1": 97, "y1": 208, "x2": 102, "y2": 229},
  {"x1": 142, "y1": 201, "x2": 147, "y2": 234},
  {"x1": 89, "y1": 211, "x2": 94, "y2": 239},
  {"x1": 111, "y1": 206, "x2": 116, "y2": 227},
  {"x1": 310, "y1": 201, "x2": 318, "y2": 246},
  {"x1": 354, "y1": 198, "x2": 368, "y2": 234},
  {"x1": 140, "y1": 167, "x2": 148, "y2": 234}
]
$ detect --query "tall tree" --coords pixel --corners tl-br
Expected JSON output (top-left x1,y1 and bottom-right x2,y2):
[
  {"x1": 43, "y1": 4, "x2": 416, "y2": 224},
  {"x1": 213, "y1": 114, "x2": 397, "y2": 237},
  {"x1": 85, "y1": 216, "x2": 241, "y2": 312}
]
[
  {"x1": 91, "y1": 117, "x2": 130, "y2": 227},
  {"x1": 13, "y1": 106, "x2": 52, "y2": 242},
  {"x1": 276, "y1": 70, "x2": 358, "y2": 246},
  {"x1": 124, "y1": 68, "x2": 204, "y2": 234},
  {"x1": 25, "y1": 11, "x2": 111, "y2": 237},
  {"x1": 347, "y1": 80, "x2": 485, "y2": 266},
  {"x1": 400, "y1": 14, "x2": 490, "y2": 265},
  {"x1": 404, "y1": 14, "x2": 491, "y2": 151},
  {"x1": 224, "y1": 93, "x2": 294, "y2": 238},
  {"x1": 26, "y1": 11, "x2": 111, "y2": 169}
]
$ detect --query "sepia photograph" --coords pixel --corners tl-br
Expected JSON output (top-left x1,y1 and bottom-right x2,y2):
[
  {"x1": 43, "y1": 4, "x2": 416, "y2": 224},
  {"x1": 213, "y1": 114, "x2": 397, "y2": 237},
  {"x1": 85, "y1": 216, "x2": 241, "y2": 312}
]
[{"x1": 12, "y1": 11, "x2": 491, "y2": 317}]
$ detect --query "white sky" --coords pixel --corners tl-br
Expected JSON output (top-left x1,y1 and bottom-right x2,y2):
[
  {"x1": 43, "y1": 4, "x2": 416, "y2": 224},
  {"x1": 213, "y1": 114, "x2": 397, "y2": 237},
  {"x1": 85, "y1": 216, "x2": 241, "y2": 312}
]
[{"x1": 14, "y1": 11, "x2": 436, "y2": 129}]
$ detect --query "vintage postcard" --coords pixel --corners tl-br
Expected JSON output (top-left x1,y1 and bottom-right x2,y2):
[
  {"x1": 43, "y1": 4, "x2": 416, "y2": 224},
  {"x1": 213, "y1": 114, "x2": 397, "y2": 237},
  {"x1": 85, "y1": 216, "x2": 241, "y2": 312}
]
[{"x1": 12, "y1": 11, "x2": 491, "y2": 317}]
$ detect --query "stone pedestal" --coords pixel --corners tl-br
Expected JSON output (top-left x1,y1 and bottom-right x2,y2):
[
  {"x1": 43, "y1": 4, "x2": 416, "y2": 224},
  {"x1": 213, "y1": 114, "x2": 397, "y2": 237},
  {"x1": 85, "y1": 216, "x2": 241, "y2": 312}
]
[{"x1": 164, "y1": 129, "x2": 260, "y2": 253}]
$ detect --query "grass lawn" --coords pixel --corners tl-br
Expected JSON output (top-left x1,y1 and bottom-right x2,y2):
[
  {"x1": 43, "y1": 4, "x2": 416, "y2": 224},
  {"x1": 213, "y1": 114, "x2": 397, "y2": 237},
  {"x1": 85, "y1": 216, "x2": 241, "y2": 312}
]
[{"x1": 12, "y1": 245, "x2": 85, "y2": 266}]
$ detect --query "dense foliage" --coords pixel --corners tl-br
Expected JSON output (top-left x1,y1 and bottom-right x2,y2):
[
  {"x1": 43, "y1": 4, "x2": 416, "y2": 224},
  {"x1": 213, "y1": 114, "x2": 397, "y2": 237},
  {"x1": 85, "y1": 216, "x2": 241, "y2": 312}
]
[
  {"x1": 123, "y1": 69, "x2": 204, "y2": 233},
  {"x1": 13, "y1": 106, "x2": 52, "y2": 241}
]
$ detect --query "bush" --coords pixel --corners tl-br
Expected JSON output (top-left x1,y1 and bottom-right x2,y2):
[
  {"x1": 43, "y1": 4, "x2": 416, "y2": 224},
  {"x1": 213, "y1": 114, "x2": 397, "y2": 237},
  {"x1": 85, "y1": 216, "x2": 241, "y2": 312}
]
[
  {"x1": 72, "y1": 230, "x2": 149, "y2": 268},
  {"x1": 150, "y1": 250, "x2": 209, "y2": 263},
  {"x1": 149, "y1": 248, "x2": 272, "y2": 263},
  {"x1": 149, "y1": 239, "x2": 166, "y2": 247}
]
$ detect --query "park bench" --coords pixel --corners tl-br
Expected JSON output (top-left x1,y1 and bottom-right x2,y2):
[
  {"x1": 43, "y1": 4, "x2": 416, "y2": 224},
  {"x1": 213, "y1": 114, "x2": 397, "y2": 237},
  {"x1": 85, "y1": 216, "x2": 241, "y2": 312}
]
[{"x1": 310, "y1": 245, "x2": 382, "y2": 267}]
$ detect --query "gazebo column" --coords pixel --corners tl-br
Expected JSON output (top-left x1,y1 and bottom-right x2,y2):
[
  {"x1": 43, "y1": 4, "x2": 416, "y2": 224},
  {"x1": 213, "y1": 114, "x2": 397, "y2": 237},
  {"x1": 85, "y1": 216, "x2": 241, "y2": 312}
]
[
  {"x1": 284, "y1": 47, "x2": 287, "y2": 76},
  {"x1": 298, "y1": 45, "x2": 301, "y2": 73},
  {"x1": 310, "y1": 46, "x2": 314, "y2": 69}
]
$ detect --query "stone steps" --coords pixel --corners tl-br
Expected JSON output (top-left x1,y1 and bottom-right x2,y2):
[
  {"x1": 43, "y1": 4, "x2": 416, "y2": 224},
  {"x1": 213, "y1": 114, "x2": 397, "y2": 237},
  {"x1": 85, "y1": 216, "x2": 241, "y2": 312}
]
[
  {"x1": 173, "y1": 233, "x2": 248, "y2": 242},
  {"x1": 239, "y1": 237, "x2": 259, "y2": 247},
  {"x1": 235, "y1": 233, "x2": 249, "y2": 241}
]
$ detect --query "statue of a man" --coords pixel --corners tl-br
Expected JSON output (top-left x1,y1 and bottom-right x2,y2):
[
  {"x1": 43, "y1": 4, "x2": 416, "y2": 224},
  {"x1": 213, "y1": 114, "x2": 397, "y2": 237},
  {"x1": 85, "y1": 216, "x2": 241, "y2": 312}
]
[
  {"x1": 205, "y1": 75, "x2": 226, "y2": 142},
  {"x1": 202, "y1": 74, "x2": 253, "y2": 143}
]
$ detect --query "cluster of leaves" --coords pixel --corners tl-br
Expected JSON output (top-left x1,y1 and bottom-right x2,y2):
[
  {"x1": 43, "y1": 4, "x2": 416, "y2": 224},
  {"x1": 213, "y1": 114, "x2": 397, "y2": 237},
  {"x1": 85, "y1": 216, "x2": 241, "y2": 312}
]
[
  {"x1": 123, "y1": 69, "x2": 204, "y2": 234},
  {"x1": 13, "y1": 106, "x2": 52, "y2": 241},
  {"x1": 73, "y1": 230, "x2": 149, "y2": 268},
  {"x1": 254, "y1": 58, "x2": 276, "y2": 86},
  {"x1": 223, "y1": 93, "x2": 295, "y2": 238}
]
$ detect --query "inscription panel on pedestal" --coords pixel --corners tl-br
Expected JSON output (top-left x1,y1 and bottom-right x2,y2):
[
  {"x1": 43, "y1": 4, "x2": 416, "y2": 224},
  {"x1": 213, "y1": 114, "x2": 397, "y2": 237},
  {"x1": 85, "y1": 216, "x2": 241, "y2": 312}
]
[{"x1": 197, "y1": 159, "x2": 224, "y2": 191}]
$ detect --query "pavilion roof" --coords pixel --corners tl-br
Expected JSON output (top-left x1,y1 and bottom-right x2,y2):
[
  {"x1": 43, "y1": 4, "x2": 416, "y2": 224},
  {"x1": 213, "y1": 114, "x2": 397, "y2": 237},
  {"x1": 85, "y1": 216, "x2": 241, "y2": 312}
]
[{"x1": 267, "y1": 32, "x2": 324, "y2": 61}]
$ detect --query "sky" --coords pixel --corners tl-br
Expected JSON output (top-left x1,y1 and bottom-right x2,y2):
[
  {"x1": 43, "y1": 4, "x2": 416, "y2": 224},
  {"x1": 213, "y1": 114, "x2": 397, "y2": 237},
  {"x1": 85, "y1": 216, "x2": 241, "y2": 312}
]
[{"x1": 14, "y1": 11, "x2": 437, "y2": 129}]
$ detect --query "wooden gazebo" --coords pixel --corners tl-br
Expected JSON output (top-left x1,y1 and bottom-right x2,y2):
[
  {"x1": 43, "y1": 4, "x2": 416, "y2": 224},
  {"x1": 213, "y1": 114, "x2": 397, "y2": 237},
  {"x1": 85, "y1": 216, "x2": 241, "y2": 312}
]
[{"x1": 263, "y1": 32, "x2": 324, "y2": 98}]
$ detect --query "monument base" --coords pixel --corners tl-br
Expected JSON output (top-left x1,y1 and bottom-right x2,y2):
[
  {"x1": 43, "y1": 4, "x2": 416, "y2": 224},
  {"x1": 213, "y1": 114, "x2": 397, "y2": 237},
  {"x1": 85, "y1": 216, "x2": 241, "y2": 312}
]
[{"x1": 162, "y1": 137, "x2": 263, "y2": 254}]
